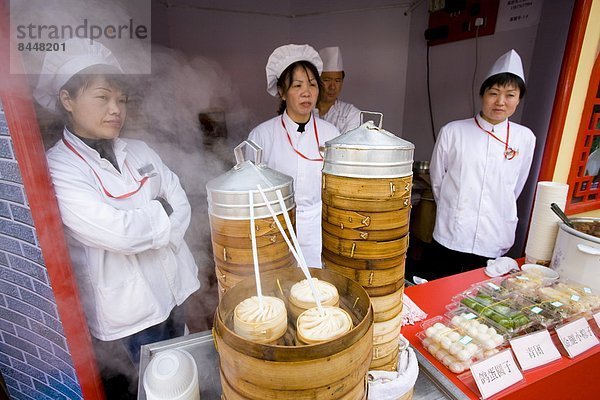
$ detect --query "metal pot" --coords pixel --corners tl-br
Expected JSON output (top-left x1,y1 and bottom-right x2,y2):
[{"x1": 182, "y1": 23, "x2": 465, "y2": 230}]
[
  {"x1": 550, "y1": 217, "x2": 600, "y2": 291},
  {"x1": 322, "y1": 113, "x2": 415, "y2": 178},
  {"x1": 206, "y1": 140, "x2": 294, "y2": 219}
]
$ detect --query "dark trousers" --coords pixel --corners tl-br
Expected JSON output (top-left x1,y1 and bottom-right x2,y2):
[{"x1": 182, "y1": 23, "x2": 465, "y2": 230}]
[
  {"x1": 417, "y1": 240, "x2": 490, "y2": 281},
  {"x1": 92, "y1": 305, "x2": 185, "y2": 399}
]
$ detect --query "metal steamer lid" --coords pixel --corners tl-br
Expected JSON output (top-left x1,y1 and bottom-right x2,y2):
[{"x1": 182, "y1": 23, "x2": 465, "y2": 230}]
[
  {"x1": 206, "y1": 140, "x2": 295, "y2": 219},
  {"x1": 323, "y1": 112, "x2": 415, "y2": 178}
]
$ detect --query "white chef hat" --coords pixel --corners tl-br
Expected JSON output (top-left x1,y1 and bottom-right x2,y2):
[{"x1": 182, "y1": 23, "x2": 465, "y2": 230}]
[
  {"x1": 265, "y1": 44, "x2": 323, "y2": 97},
  {"x1": 34, "y1": 38, "x2": 123, "y2": 111},
  {"x1": 484, "y1": 49, "x2": 525, "y2": 83},
  {"x1": 319, "y1": 46, "x2": 344, "y2": 72}
]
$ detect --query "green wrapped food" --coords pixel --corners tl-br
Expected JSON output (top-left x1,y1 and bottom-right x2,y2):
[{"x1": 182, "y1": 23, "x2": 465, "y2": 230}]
[{"x1": 460, "y1": 294, "x2": 530, "y2": 330}]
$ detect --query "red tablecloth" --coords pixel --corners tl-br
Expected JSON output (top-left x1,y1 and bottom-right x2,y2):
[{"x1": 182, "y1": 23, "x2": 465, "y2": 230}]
[{"x1": 403, "y1": 268, "x2": 600, "y2": 399}]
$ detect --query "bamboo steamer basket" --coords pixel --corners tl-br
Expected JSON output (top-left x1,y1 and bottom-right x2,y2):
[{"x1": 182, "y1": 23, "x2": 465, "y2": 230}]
[
  {"x1": 373, "y1": 298, "x2": 403, "y2": 323},
  {"x1": 216, "y1": 265, "x2": 243, "y2": 292},
  {"x1": 365, "y1": 281, "x2": 406, "y2": 297},
  {"x1": 371, "y1": 343, "x2": 400, "y2": 370},
  {"x1": 323, "y1": 193, "x2": 410, "y2": 213},
  {"x1": 373, "y1": 313, "x2": 402, "y2": 344},
  {"x1": 219, "y1": 370, "x2": 368, "y2": 400},
  {"x1": 373, "y1": 336, "x2": 400, "y2": 362},
  {"x1": 214, "y1": 267, "x2": 373, "y2": 400},
  {"x1": 322, "y1": 204, "x2": 410, "y2": 231},
  {"x1": 370, "y1": 286, "x2": 404, "y2": 318},
  {"x1": 372, "y1": 286, "x2": 404, "y2": 323},
  {"x1": 323, "y1": 259, "x2": 404, "y2": 289},
  {"x1": 322, "y1": 231, "x2": 409, "y2": 260},
  {"x1": 322, "y1": 220, "x2": 408, "y2": 241},
  {"x1": 207, "y1": 141, "x2": 296, "y2": 292},
  {"x1": 322, "y1": 116, "x2": 413, "y2": 372},
  {"x1": 398, "y1": 388, "x2": 414, "y2": 400},
  {"x1": 322, "y1": 248, "x2": 404, "y2": 270},
  {"x1": 212, "y1": 239, "x2": 292, "y2": 265},
  {"x1": 210, "y1": 224, "x2": 293, "y2": 248},
  {"x1": 216, "y1": 255, "x2": 297, "y2": 276},
  {"x1": 209, "y1": 210, "x2": 294, "y2": 238},
  {"x1": 323, "y1": 174, "x2": 413, "y2": 200}
]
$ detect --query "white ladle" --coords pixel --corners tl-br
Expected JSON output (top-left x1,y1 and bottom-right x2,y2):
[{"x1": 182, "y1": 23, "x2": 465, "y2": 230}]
[
  {"x1": 256, "y1": 185, "x2": 325, "y2": 316},
  {"x1": 248, "y1": 190, "x2": 264, "y2": 310}
]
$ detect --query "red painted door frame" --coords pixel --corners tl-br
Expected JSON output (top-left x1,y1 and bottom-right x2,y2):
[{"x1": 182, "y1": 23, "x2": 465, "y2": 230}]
[
  {"x1": 538, "y1": 0, "x2": 593, "y2": 182},
  {"x1": 0, "y1": 1, "x2": 105, "y2": 399}
]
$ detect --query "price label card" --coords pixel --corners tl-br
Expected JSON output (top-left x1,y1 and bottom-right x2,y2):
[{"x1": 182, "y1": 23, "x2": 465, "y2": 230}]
[
  {"x1": 555, "y1": 317, "x2": 599, "y2": 358},
  {"x1": 594, "y1": 311, "x2": 600, "y2": 329},
  {"x1": 464, "y1": 312, "x2": 477, "y2": 320},
  {"x1": 470, "y1": 349, "x2": 523, "y2": 399},
  {"x1": 509, "y1": 329, "x2": 561, "y2": 370},
  {"x1": 460, "y1": 335, "x2": 473, "y2": 345}
]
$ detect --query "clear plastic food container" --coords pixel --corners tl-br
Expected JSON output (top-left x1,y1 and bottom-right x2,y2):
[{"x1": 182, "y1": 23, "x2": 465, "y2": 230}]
[
  {"x1": 535, "y1": 281, "x2": 600, "y2": 318},
  {"x1": 417, "y1": 316, "x2": 484, "y2": 374},
  {"x1": 504, "y1": 293, "x2": 563, "y2": 328},
  {"x1": 497, "y1": 271, "x2": 547, "y2": 299},
  {"x1": 470, "y1": 278, "x2": 513, "y2": 298},
  {"x1": 444, "y1": 307, "x2": 508, "y2": 350},
  {"x1": 451, "y1": 290, "x2": 535, "y2": 334}
]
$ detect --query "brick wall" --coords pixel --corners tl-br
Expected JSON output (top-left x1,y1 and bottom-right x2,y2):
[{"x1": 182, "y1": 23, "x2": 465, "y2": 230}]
[{"x1": 0, "y1": 102, "x2": 83, "y2": 399}]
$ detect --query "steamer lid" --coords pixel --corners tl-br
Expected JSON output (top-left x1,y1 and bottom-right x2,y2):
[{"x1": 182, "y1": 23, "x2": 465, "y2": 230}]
[
  {"x1": 206, "y1": 140, "x2": 295, "y2": 219},
  {"x1": 323, "y1": 113, "x2": 415, "y2": 178}
]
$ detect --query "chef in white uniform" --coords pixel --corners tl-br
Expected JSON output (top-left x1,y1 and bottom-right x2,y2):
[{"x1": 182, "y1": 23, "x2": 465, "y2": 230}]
[
  {"x1": 35, "y1": 39, "x2": 200, "y2": 398},
  {"x1": 315, "y1": 46, "x2": 361, "y2": 133},
  {"x1": 248, "y1": 44, "x2": 341, "y2": 268},
  {"x1": 429, "y1": 49, "x2": 536, "y2": 279}
]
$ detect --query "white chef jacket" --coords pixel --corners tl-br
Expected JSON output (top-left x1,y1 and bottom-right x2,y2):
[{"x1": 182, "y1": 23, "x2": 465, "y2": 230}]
[
  {"x1": 430, "y1": 114, "x2": 535, "y2": 258},
  {"x1": 46, "y1": 129, "x2": 200, "y2": 341},
  {"x1": 315, "y1": 99, "x2": 361, "y2": 134},
  {"x1": 248, "y1": 112, "x2": 340, "y2": 267}
]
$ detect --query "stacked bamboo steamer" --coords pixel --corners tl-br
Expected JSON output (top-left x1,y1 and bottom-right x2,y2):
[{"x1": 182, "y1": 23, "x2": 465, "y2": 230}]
[
  {"x1": 322, "y1": 115, "x2": 414, "y2": 371},
  {"x1": 206, "y1": 141, "x2": 296, "y2": 297},
  {"x1": 214, "y1": 267, "x2": 373, "y2": 400}
]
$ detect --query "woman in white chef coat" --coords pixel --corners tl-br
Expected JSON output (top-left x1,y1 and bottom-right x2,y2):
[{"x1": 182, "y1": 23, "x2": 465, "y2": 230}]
[
  {"x1": 248, "y1": 44, "x2": 341, "y2": 268},
  {"x1": 34, "y1": 39, "x2": 200, "y2": 398},
  {"x1": 429, "y1": 49, "x2": 536, "y2": 279}
]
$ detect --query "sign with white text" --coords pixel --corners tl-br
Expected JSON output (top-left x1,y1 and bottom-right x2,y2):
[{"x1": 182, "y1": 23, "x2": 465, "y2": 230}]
[
  {"x1": 509, "y1": 329, "x2": 561, "y2": 370},
  {"x1": 470, "y1": 349, "x2": 523, "y2": 399}
]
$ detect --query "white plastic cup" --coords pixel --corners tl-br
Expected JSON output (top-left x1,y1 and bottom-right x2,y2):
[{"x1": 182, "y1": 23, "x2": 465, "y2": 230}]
[{"x1": 143, "y1": 349, "x2": 200, "y2": 400}]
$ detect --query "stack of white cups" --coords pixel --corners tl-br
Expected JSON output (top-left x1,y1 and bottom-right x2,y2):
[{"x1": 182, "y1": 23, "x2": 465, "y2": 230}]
[{"x1": 525, "y1": 181, "x2": 569, "y2": 265}]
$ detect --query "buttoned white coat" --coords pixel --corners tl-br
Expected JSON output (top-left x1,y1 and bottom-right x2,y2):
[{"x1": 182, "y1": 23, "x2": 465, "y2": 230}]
[{"x1": 46, "y1": 129, "x2": 200, "y2": 341}]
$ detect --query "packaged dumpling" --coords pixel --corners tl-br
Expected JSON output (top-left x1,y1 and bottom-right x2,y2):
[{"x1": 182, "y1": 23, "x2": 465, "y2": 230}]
[
  {"x1": 289, "y1": 278, "x2": 340, "y2": 319},
  {"x1": 234, "y1": 296, "x2": 287, "y2": 344},
  {"x1": 296, "y1": 306, "x2": 353, "y2": 345}
]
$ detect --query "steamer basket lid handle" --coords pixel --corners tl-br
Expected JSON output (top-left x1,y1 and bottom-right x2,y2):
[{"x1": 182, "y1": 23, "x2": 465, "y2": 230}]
[
  {"x1": 360, "y1": 111, "x2": 384, "y2": 129},
  {"x1": 234, "y1": 140, "x2": 263, "y2": 168}
]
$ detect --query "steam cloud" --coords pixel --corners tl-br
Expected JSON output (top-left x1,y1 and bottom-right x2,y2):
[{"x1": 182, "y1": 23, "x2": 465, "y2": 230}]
[{"x1": 9, "y1": 0, "x2": 259, "y2": 395}]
